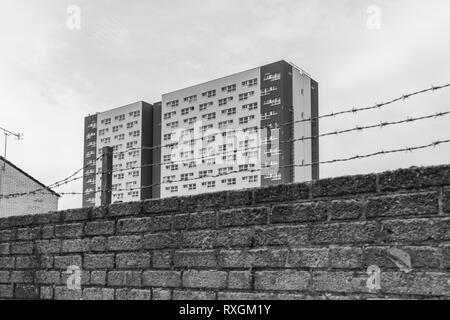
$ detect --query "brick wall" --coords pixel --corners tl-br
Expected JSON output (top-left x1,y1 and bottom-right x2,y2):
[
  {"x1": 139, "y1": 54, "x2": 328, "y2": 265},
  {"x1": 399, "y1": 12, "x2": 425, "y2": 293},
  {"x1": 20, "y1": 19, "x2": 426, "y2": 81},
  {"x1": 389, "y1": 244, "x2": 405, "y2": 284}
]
[
  {"x1": 0, "y1": 164, "x2": 449, "y2": 300},
  {"x1": 0, "y1": 159, "x2": 59, "y2": 218}
]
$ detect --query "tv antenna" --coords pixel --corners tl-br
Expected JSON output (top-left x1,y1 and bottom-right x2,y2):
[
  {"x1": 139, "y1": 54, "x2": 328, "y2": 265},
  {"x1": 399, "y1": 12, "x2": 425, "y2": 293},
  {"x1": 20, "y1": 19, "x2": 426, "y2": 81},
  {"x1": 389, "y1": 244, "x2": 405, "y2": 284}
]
[{"x1": 0, "y1": 126, "x2": 23, "y2": 159}]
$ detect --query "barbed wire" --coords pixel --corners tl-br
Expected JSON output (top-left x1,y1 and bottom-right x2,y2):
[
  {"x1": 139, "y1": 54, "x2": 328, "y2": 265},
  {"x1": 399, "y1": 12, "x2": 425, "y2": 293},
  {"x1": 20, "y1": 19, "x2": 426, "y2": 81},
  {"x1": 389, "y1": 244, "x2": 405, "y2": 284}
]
[
  {"x1": 109, "y1": 83, "x2": 450, "y2": 155},
  {"x1": 3, "y1": 138, "x2": 449, "y2": 200},
  {"x1": 2, "y1": 84, "x2": 449, "y2": 200},
  {"x1": 60, "y1": 109, "x2": 450, "y2": 178}
]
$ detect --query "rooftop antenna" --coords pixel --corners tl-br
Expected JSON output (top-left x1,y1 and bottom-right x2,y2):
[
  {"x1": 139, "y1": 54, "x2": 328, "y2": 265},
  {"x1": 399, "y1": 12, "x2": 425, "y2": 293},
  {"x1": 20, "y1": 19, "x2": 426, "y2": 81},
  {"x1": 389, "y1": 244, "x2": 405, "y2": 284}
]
[{"x1": 0, "y1": 126, "x2": 23, "y2": 159}]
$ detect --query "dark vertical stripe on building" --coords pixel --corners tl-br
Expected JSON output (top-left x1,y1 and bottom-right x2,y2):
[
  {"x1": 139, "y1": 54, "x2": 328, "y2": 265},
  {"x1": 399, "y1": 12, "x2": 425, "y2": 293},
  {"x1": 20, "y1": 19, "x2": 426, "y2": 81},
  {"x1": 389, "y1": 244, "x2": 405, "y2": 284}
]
[
  {"x1": 140, "y1": 102, "x2": 154, "y2": 201},
  {"x1": 310, "y1": 79, "x2": 320, "y2": 180},
  {"x1": 152, "y1": 102, "x2": 162, "y2": 199},
  {"x1": 260, "y1": 60, "x2": 294, "y2": 186},
  {"x1": 82, "y1": 114, "x2": 98, "y2": 208}
]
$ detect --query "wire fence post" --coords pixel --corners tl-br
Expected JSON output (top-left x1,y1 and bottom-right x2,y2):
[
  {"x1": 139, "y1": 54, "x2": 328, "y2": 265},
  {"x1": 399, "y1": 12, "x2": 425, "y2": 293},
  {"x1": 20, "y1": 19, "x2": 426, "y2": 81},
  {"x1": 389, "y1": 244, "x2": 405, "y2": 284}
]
[{"x1": 101, "y1": 146, "x2": 113, "y2": 206}]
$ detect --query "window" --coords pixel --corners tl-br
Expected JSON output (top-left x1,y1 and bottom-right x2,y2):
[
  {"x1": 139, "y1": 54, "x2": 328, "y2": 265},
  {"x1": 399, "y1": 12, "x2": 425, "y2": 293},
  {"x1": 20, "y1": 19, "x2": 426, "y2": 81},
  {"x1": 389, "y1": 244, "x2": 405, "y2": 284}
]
[
  {"x1": 182, "y1": 128, "x2": 195, "y2": 136},
  {"x1": 166, "y1": 186, "x2": 178, "y2": 193},
  {"x1": 239, "y1": 164, "x2": 256, "y2": 171},
  {"x1": 113, "y1": 144, "x2": 122, "y2": 151},
  {"x1": 218, "y1": 120, "x2": 233, "y2": 129},
  {"x1": 218, "y1": 167, "x2": 233, "y2": 175},
  {"x1": 115, "y1": 134, "x2": 125, "y2": 140},
  {"x1": 200, "y1": 146, "x2": 214, "y2": 157},
  {"x1": 222, "y1": 107, "x2": 236, "y2": 116},
  {"x1": 114, "y1": 173, "x2": 124, "y2": 180},
  {"x1": 129, "y1": 150, "x2": 140, "y2": 157},
  {"x1": 222, "y1": 130, "x2": 236, "y2": 138},
  {"x1": 239, "y1": 139, "x2": 256, "y2": 150},
  {"x1": 129, "y1": 110, "x2": 140, "y2": 117},
  {"x1": 115, "y1": 114, "x2": 125, "y2": 121},
  {"x1": 85, "y1": 151, "x2": 95, "y2": 158},
  {"x1": 128, "y1": 171, "x2": 140, "y2": 177},
  {"x1": 261, "y1": 85, "x2": 278, "y2": 96},
  {"x1": 126, "y1": 141, "x2": 138, "y2": 149},
  {"x1": 265, "y1": 172, "x2": 282, "y2": 181},
  {"x1": 180, "y1": 173, "x2": 194, "y2": 181},
  {"x1": 199, "y1": 102, "x2": 213, "y2": 111},
  {"x1": 163, "y1": 133, "x2": 174, "y2": 141},
  {"x1": 243, "y1": 175, "x2": 258, "y2": 183},
  {"x1": 184, "y1": 161, "x2": 196, "y2": 168},
  {"x1": 242, "y1": 102, "x2": 258, "y2": 111},
  {"x1": 218, "y1": 97, "x2": 233, "y2": 106},
  {"x1": 261, "y1": 111, "x2": 278, "y2": 120},
  {"x1": 222, "y1": 154, "x2": 237, "y2": 162},
  {"x1": 202, "y1": 90, "x2": 216, "y2": 98},
  {"x1": 127, "y1": 121, "x2": 138, "y2": 129},
  {"x1": 129, "y1": 130, "x2": 140, "y2": 137},
  {"x1": 201, "y1": 181, "x2": 216, "y2": 188},
  {"x1": 164, "y1": 111, "x2": 176, "y2": 120},
  {"x1": 167, "y1": 100, "x2": 179, "y2": 107},
  {"x1": 242, "y1": 78, "x2": 258, "y2": 87},
  {"x1": 263, "y1": 98, "x2": 281, "y2": 106},
  {"x1": 99, "y1": 128, "x2": 109, "y2": 136},
  {"x1": 221, "y1": 84, "x2": 236, "y2": 93},
  {"x1": 203, "y1": 134, "x2": 216, "y2": 143},
  {"x1": 239, "y1": 91, "x2": 254, "y2": 101},
  {"x1": 199, "y1": 170, "x2": 213, "y2": 178},
  {"x1": 184, "y1": 95, "x2": 197, "y2": 103},
  {"x1": 184, "y1": 183, "x2": 197, "y2": 191},
  {"x1": 200, "y1": 124, "x2": 213, "y2": 133},
  {"x1": 262, "y1": 161, "x2": 278, "y2": 168},
  {"x1": 221, "y1": 178, "x2": 236, "y2": 185},
  {"x1": 202, "y1": 157, "x2": 216, "y2": 165},
  {"x1": 166, "y1": 143, "x2": 178, "y2": 150},
  {"x1": 239, "y1": 115, "x2": 255, "y2": 125},
  {"x1": 101, "y1": 118, "x2": 111, "y2": 125},
  {"x1": 163, "y1": 175, "x2": 176, "y2": 183},
  {"x1": 126, "y1": 181, "x2": 138, "y2": 189},
  {"x1": 166, "y1": 121, "x2": 179, "y2": 129},
  {"x1": 243, "y1": 126, "x2": 258, "y2": 134},
  {"x1": 202, "y1": 112, "x2": 216, "y2": 120},
  {"x1": 218, "y1": 143, "x2": 233, "y2": 152},
  {"x1": 263, "y1": 73, "x2": 281, "y2": 81},
  {"x1": 86, "y1": 132, "x2": 96, "y2": 139},
  {"x1": 128, "y1": 191, "x2": 139, "y2": 198},
  {"x1": 101, "y1": 137, "x2": 111, "y2": 143},
  {"x1": 180, "y1": 150, "x2": 194, "y2": 159},
  {"x1": 243, "y1": 150, "x2": 259, "y2": 158},
  {"x1": 115, "y1": 193, "x2": 124, "y2": 200},
  {"x1": 113, "y1": 125, "x2": 123, "y2": 132},
  {"x1": 112, "y1": 183, "x2": 121, "y2": 191},
  {"x1": 163, "y1": 154, "x2": 172, "y2": 162},
  {"x1": 126, "y1": 161, "x2": 137, "y2": 169},
  {"x1": 115, "y1": 152, "x2": 125, "y2": 160},
  {"x1": 181, "y1": 106, "x2": 195, "y2": 115},
  {"x1": 166, "y1": 164, "x2": 179, "y2": 171},
  {"x1": 184, "y1": 117, "x2": 197, "y2": 125}
]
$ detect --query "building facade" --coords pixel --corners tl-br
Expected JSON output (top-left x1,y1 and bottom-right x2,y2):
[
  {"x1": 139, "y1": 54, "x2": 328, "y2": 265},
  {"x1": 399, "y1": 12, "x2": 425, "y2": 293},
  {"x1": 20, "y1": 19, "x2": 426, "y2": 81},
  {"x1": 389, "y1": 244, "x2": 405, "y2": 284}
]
[
  {"x1": 82, "y1": 101, "x2": 160, "y2": 207},
  {"x1": 0, "y1": 156, "x2": 60, "y2": 217},
  {"x1": 82, "y1": 60, "x2": 318, "y2": 205},
  {"x1": 159, "y1": 60, "x2": 318, "y2": 198}
]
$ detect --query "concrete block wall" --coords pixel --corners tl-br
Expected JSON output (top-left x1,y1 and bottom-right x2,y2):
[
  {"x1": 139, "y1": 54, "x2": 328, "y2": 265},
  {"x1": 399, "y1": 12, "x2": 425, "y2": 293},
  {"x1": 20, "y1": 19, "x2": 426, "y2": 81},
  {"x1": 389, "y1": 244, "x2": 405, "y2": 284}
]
[{"x1": 0, "y1": 164, "x2": 449, "y2": 300}]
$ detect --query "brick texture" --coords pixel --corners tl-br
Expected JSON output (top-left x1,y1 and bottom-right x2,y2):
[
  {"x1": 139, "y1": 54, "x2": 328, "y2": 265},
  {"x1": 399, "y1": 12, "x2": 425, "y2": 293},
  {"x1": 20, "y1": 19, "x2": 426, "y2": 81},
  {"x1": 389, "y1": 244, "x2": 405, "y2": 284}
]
[{"x1": 0, "y1": 164, "x2": 449, "y2": 300}]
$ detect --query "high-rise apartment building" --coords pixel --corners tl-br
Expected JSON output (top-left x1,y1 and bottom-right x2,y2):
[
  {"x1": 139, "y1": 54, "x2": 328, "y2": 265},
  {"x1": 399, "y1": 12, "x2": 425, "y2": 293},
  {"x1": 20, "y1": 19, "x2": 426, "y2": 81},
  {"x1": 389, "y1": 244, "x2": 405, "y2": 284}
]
[
  {"x1": 82, "y1": 101, "x2": 160, "y2": 207},
  {"x1": 159, "y1": 60, "x2": 318, "y2": 198},
  {"x1": 82, "y1": 60, "x2": 318, "y2": 206}
]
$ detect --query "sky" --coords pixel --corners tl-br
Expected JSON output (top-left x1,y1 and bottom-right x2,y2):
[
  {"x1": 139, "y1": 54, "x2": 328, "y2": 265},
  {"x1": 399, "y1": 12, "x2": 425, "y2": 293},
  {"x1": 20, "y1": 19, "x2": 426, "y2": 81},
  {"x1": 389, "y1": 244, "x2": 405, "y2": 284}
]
[{"x1": 0, "y1": 0, "x2": 450, "y2": 210}]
